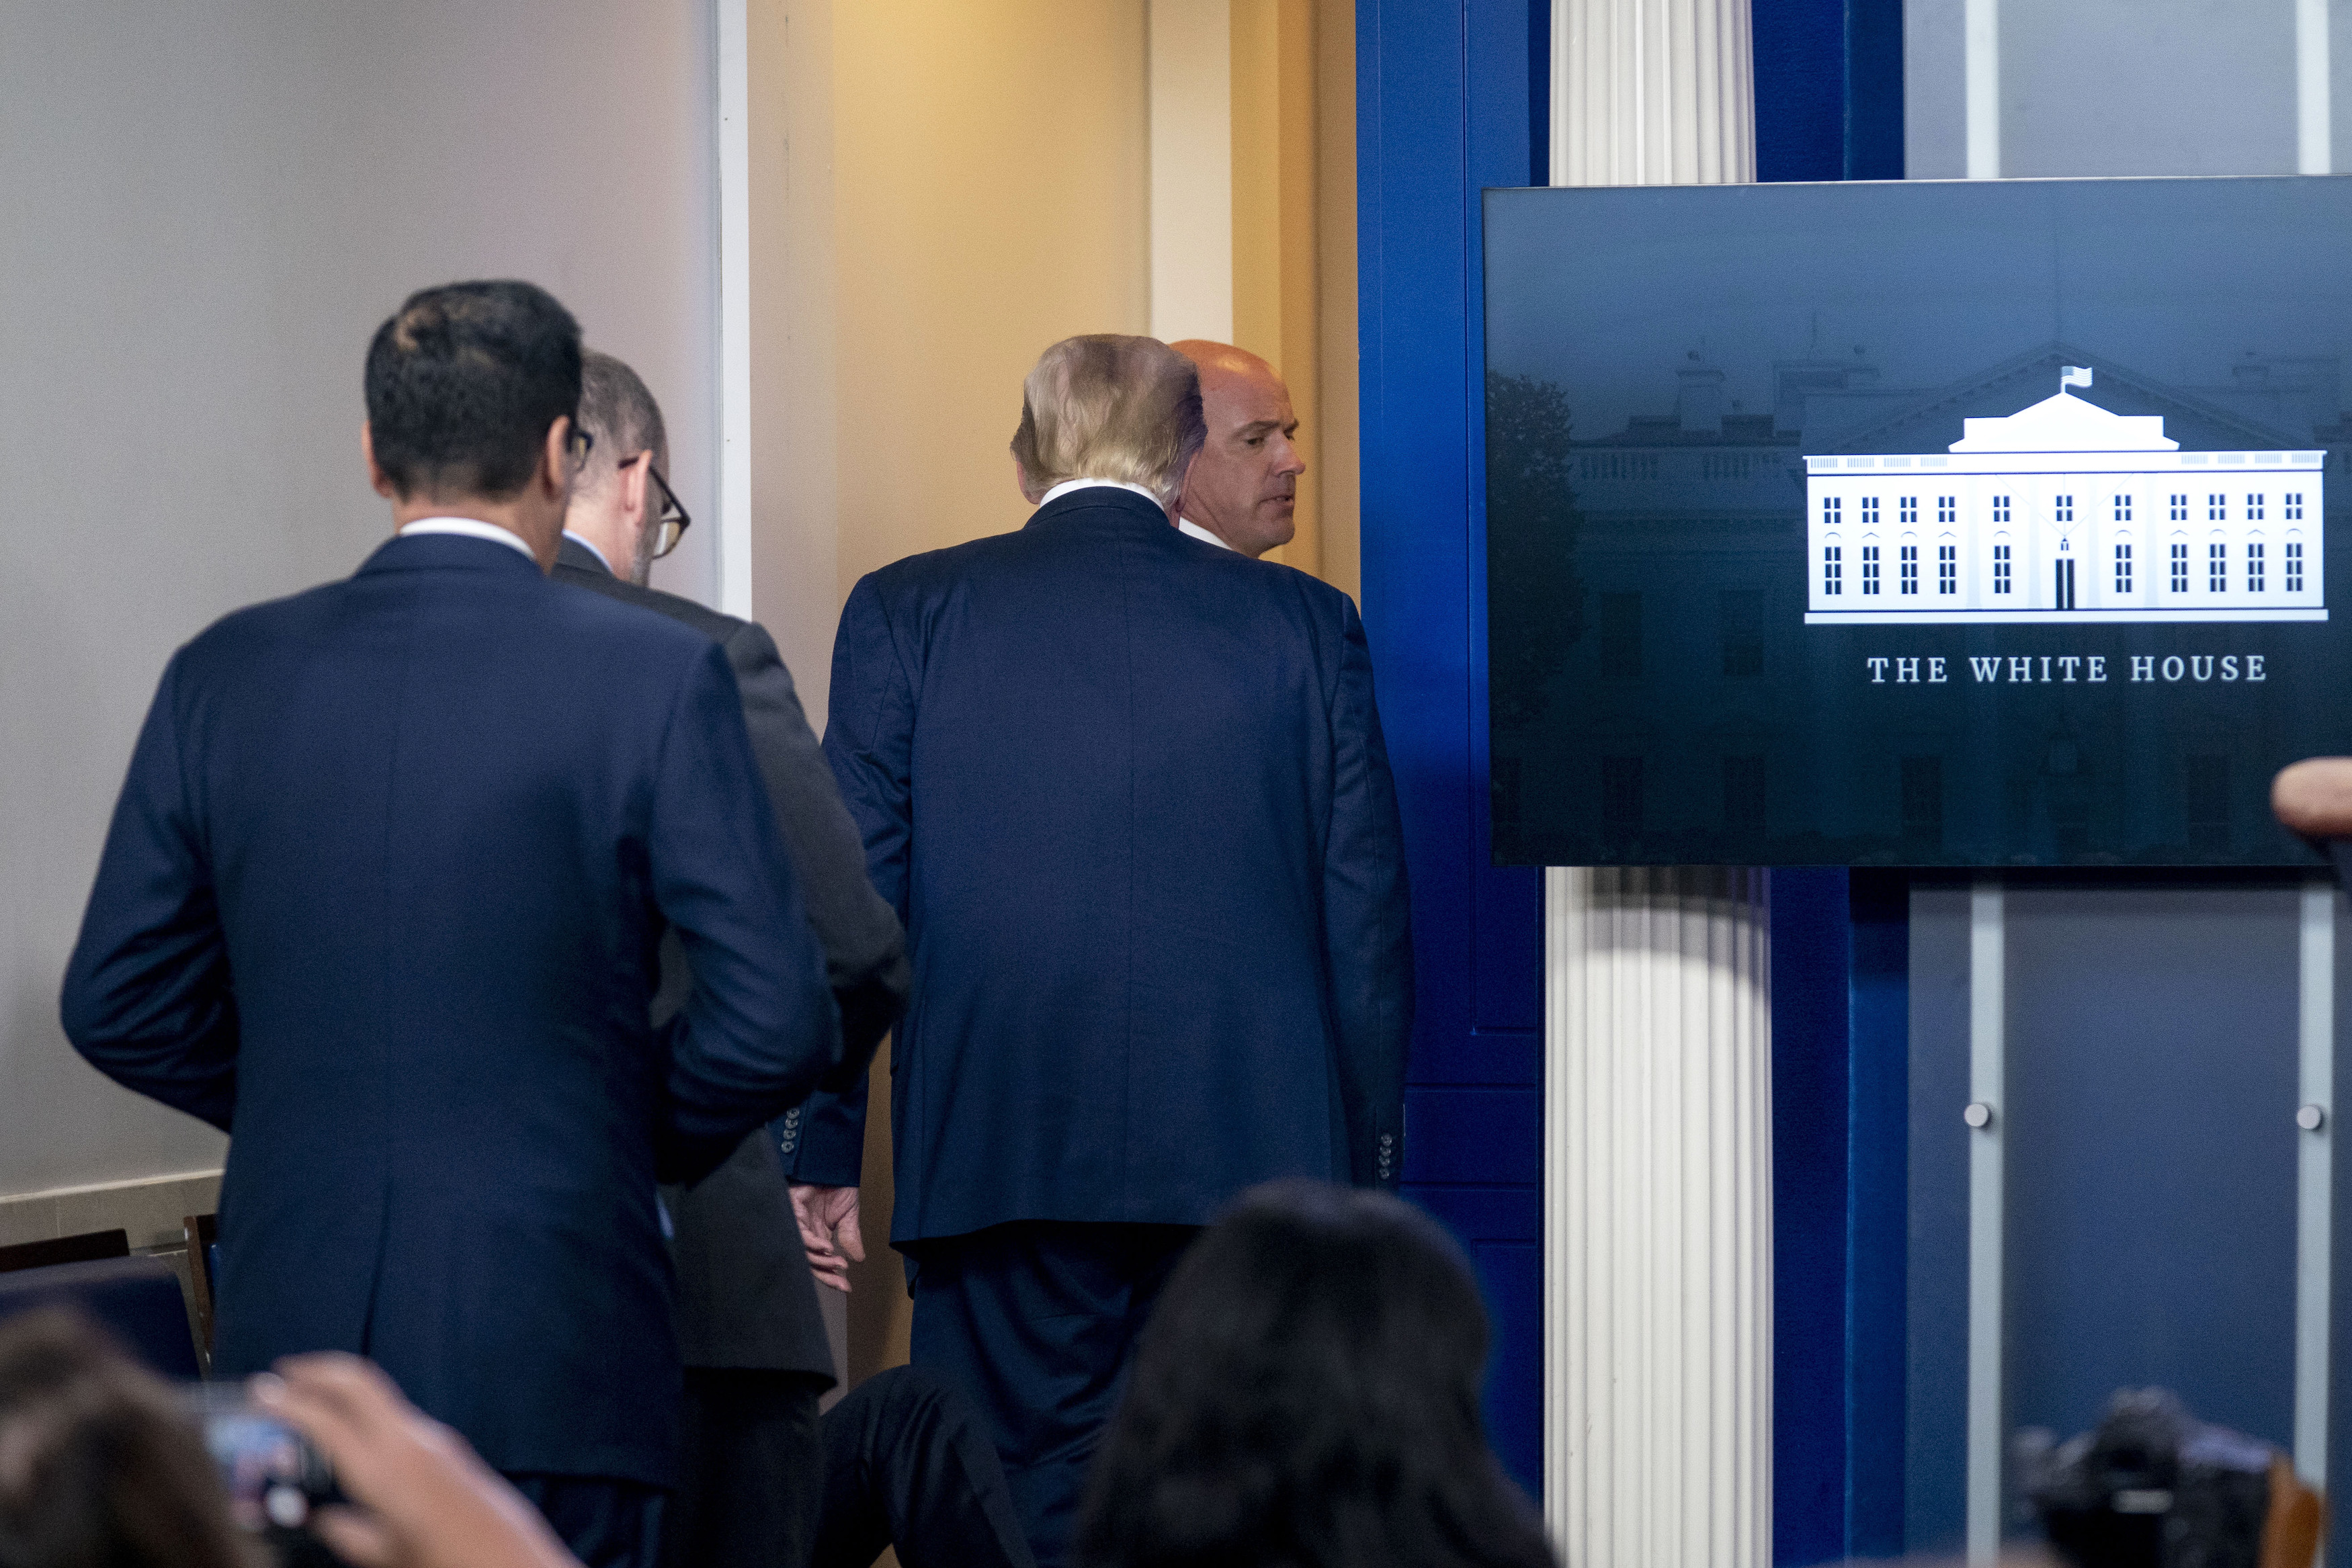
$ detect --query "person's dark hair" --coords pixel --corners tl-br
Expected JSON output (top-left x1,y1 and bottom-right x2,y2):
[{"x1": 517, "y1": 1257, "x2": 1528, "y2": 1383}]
[
  {"x1": 576, "y1": 349, "x2": 668, "y2": 491},
  {"x1": 0, "y1": 1309, "x2": 255, "y2": 1568},
  {"x1": 1075, "y1": 1180, "x2": 1556, "y2": 1568},
  {"x1": 363, "y1": 279, "x2": 583, "y2": 500}
]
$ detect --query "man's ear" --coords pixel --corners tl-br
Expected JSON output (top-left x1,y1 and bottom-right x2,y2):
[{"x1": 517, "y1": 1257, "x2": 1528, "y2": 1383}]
[
  {"x1": 362, "y1": 422, "x2": 398, "y2": 500},
  {"x1": 622, "y1": 453, "x2": 649, "y2": 525},
  {"x1": 1014, "y1": 457, "x2": 1046, "y2": 505},
  {"x1": 1169, "y1": 452, "x2": 1200, "y2": 513},
  {"x1": 540, "y1": 417, "x2": 573, "y2": 500}
]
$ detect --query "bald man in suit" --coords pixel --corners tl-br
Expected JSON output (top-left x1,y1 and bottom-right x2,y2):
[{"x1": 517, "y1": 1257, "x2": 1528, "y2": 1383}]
[{"x1": 1167, "y1": 340, "x2": 1305, "y2": 558}]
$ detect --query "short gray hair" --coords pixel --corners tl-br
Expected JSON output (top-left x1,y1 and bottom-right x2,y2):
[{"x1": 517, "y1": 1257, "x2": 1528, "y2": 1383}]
[
  {"x1": 576, "y1": 349, "x2": 667, "y2": 488},
  {"x1": 1009, "y1": 336, "x2": 1204, "y2": 505}
]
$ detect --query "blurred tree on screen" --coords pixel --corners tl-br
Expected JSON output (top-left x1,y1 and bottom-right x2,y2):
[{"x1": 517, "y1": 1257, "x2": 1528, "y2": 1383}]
[{"x1": 1485, "y1": 372, "x2": 1585, "y2": 732}]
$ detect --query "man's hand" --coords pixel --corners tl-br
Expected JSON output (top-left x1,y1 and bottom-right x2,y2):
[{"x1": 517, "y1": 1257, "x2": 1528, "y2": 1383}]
[
  {"x1": 253, "y1": 1354, "x2": 579, "y2": 1568},
  {"x1": 789, "y1": 1182, "x2": 864, "y2": 1293}
]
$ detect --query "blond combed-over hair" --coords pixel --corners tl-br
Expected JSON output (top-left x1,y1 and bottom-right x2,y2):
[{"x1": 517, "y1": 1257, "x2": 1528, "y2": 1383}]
[{"x1": 1010, "y1": 335, "x2": 1206, "y2": 505}]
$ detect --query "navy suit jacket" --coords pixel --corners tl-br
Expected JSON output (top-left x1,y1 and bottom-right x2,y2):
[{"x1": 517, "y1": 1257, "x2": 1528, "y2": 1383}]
[
  {"x1": 794, "y1": 487, "x2": 1413, "y2": 1241},
  {"x1": 60, "y1": 534, "x2": 843, "y2": 1486}
]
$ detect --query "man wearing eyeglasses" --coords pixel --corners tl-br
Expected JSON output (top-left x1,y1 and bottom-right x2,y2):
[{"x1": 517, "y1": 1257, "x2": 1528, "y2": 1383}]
[
  {"x1": 554, "y1": 350, "x2": 912, "y2": 1568},
  {"x1": 557, "y1": 352, "x2": 698, "y2": 586}
]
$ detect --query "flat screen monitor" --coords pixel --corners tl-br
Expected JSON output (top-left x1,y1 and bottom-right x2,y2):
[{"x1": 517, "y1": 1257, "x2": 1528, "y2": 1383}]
[{"x1": 1483, "y1": 175, "x2": 2352, "y2": 867}]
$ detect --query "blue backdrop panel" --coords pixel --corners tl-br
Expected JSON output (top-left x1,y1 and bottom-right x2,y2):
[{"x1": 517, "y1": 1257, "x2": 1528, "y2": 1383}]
[
  {"x1": 1906, "y1": 877, "x2": 2322, "y2": 1555},
  {"x1": 1906, "y1": 881, "x2": 1974, "y2": 1556},
  {"x1": 1847, "y1": 869, "x2": 1910, "y2": 1557},
  {"x1": 1359, "y1": 0, "x2": 1547, "y2": 1495},
  {"x1": 1755, "y1": 0, "x2": 1905, "y2": 183},
  {"x1": 1773, "y1": 868, "x2": 1857, "y2": 1566},
  {"x1": 1770, "y1": 867, "x2": 1910, "y2": 1565},
  {"x1": 2005, "y1": 882, "x2": 2299, "y2": 1450}
]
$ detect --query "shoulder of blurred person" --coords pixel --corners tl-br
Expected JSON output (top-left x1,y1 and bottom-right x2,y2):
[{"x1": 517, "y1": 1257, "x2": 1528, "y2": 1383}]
[
  {"x1": 1073, "y1": 1181, "x2": 1554, "y2": 1568},
  {"x1": 0, "y1": 1309, "x2": 257, "y2": 1568}
]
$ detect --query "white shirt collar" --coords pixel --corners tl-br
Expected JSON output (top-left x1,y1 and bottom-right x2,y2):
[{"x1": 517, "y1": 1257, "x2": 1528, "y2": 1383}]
[
  {"x1": 1177, "y1": 517, "x2": 1238, "y2": 552},
  {"x1": 560, "y1": 529, "x2": 614, "y2": 573},
  {"x1": 396, "y1": 517, "x2": 536, "y2": 562},
  {"x1": 1038, "y1": 478, "x2": 1166, "y2": 510}
]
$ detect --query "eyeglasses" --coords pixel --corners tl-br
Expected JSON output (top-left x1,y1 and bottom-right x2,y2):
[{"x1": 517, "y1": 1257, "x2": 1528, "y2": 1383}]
[
  {"x1": 565, "y1": 420, "x2": 595, "y2": 467},
  {"x1": 622, "y1": 452, "x2": 694, "y2": 559}
]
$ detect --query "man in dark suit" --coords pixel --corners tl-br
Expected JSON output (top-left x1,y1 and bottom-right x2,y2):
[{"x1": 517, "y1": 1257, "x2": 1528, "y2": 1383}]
[
  {"x1": 554, "y1": 349, "x2": 910, "y2": 1568},
  {"x1": 789, "y1": 334, "x2": 1415, "y2": 1567},
  {"x1": 59, "y1": 281, "x2": 859, "y2": 1568}
]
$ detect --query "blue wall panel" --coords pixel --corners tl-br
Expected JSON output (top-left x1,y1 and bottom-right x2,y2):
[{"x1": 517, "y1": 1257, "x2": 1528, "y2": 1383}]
[
  {"x1": 1414, "y1": 1184, "x2": 1544, "y2": 1244},
  {"x1": 1402, "y1": 1088, "x2": 1544, "y2": 1186},
  {"x1": 1847, "y1": 870, "x2": 1911, "y2": 1557},
  {"x1": 1359, "y1": 0, "x2": 1548, "y2": 1497},
  {"x1": 1773, "y1": 869, "x2": 1855, "y2": 1567},
  {"x1": 1905, "y1": 881, "x2": 1974, "y2": 1556},
  {"x1": 1478, "y1": 1240, "x2": 1546, "y2": 1487},
  {"x1": 1754, "y1": 0, "x2": 1906, "y2": 183},
  {"x1": 1773, "y1": 869, "x2": 1911, "y2": 1567},
  {"x1": 1753, "y1": 0, "x2": 1845, "y2": 181}
]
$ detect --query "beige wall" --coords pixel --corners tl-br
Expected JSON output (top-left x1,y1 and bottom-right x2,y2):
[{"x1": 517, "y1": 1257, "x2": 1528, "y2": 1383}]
[
  {"x1": 0, "y1": 0, "x2": 722, "y2": 1207},
  {"x1": 1312, "y1": 0, "x2": 1361, "y2": 602},
  {"x1": 1156, "y1": 0, "x2": 1358, "y2": 596},
  {"x1": 833, "y1": 3, "x2": 1152, "y2": 587},
  {"x1": 1150, "y1": 0, "x2": 1236, "y2": 344},
  {"x1": 753, "y1": 0, "x2": 1152, "y2": 726},
  {"x1": 1230, "y1": 0, "x2": 1321, "y2": 576}
]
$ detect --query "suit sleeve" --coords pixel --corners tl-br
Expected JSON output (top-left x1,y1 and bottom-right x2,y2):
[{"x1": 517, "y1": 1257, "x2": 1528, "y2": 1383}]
[
  {"x1": 1323, "y1": 596, "x2": 1415, "y2": 1189},
  {"x1": 59, "y1": 658, "x2": 241, "y2": 1131},
  {"x1": 650, "y1": 643, "x2": 845, "y2": 1185},
  {"x1": 722, "y1": 618, "x2": 909, "y2": 1064},
  {"x1": 787, "y1": 576, "x2": 918, "y2": 1186}
]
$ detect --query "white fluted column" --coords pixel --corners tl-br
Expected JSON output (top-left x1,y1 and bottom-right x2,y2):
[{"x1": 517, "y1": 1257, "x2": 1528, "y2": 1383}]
[
  {"x1": 1543, "y1": 7, "x2": 1765, "y2": 1564},
  {"x1": 1546, "y1": 869, "x2": 1771, "y2": 1567},
  {"x1": 1552, "y1": 0, "x2": 1754, "y2": 187}
]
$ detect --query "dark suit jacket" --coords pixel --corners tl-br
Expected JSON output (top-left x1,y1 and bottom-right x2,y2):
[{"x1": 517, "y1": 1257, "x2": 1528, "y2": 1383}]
[
  {"x1": 794, "y1": 486, "x2": 1414, "y2": 1242},
  {"x1": 554, "y1": 535, "x2": 909, "y2": 1377},
  {"x1": 60, "y1": 533, "x2": 846, "y2": 1486}
]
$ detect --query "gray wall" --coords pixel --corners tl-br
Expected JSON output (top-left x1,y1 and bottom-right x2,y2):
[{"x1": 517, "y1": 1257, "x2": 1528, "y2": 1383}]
[
  {"x1": 0, "y1": 1, "x2": 720, "y2": 1200},
  {"x1": 1907, "y1": 0, "x2": 2352, "y2": 178}
]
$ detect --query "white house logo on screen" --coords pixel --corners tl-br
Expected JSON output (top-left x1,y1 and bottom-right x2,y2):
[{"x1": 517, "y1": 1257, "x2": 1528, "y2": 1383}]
[{"x1": 1804, "y1": 369, "x2": 2326, "y2": 625}]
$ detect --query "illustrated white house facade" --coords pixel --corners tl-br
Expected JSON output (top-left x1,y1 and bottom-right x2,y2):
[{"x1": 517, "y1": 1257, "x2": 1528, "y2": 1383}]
[{"x1": 1804, "y1": 372, "x2": 2326, "y2": 623}]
